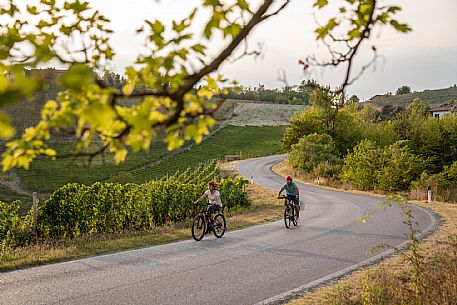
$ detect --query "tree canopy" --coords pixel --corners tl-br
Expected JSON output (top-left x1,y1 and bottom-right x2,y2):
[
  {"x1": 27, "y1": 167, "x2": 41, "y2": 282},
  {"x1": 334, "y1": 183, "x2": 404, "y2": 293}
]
[
  {"x1": 0, "y1": 0, "x2": 411, "y2": 171},
  {"x1": 396, "y1": 85, "x2": 412, "y2": 95}
]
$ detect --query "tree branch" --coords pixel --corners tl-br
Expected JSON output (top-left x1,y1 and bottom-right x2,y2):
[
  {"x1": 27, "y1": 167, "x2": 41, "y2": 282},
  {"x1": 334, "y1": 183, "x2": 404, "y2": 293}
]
[{"x1": 178, "y1": 0, "x2": 280, "y2": 96}]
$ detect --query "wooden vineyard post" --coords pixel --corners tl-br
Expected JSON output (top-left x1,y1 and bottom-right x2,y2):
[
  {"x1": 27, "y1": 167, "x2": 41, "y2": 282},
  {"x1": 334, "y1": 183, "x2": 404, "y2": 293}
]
[{"x1": 33, "y1": 192, "x2": 37, "y2": 236}]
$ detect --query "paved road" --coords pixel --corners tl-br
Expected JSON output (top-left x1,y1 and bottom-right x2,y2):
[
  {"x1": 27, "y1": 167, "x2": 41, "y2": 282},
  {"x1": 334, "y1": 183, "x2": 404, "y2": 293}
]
[{"x1": 0, "y1": 155, "x2": 435, "y2": 305}]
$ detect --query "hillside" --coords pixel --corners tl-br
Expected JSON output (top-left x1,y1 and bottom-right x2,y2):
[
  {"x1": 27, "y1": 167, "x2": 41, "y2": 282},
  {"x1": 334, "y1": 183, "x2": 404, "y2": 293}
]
[
  {"x1": 1, "y1": 89, "x2": 300, "y2": 205},
  {"x1": 367, "y1": 86, "x2": 457, "y2": 109},
  {"x1": 224, "y1": 100, "x2": 306, "y2": 126}
]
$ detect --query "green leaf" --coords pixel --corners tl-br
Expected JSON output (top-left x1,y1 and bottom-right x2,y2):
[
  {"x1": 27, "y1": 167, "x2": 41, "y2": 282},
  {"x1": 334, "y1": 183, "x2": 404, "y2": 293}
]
[
  {"x1": 166, "y1": 133, "x2": 184, "y2": 151},
  {"x1": 223, "y1": 24, "x2": 241, "y2": 38},
  {"x1": 387, "y1": 6, "x2": 401, "y2": 14},
  {"x1": 390, "y1": 20, "x2": 411, "y2": 33},
  {"x1": 0, "y1": 112, "x2": 15, "y2": 139},
  {"x1": 60, "y1": 64, "x2": 94, "y2": 91},
  {"x1": 172, "y1": 20, "x2": 186, "y2": 33},
  {"x1": 81, "y1": 103, "x2": 116, "y2": 129},
  {"x1": 237, "y1": 0, "x2": 249, "y2": 11},
  {"x1": 192, "y1": 44, "x2": 206, "y2": 55},
  {"x1": 151, "y1": 20, "x2": 165, "y2": 35},
  {"x1": 27, "y1": 5, "x2": 39, "y2": 15},
  {"x1": 348, "y1": 28, "x2": 361, "y2": 39},
  {"x1": 314, "y1": 0, "x2": 328, "y2": 9}
]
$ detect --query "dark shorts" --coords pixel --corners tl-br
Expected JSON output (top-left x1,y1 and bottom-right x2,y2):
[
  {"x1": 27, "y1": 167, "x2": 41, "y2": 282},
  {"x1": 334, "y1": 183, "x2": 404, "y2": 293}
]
[
  {"x1": 208, "y1": 204, "x2": 221, "y2": 214},
  {"x1": 286, "y1": 195, "x2": 300, "y2": 207}
]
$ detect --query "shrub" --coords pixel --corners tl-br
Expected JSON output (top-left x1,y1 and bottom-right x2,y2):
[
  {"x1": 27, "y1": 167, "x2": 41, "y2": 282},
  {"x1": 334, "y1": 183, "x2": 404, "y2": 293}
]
[
  {"x1": 411, "y1": 161, "x2": 457, "y2": 202},
  {"x1": 341, "y1": 140, "x2": 382, "y2": 190},
  {"x1": 342, "y1": 140, "x2": 423, "y2": 191},
  {"x1": 289, "y1": 133, "x2": 341, "y2": 175},
  {"x1": 0, "y1": 200, "x2": 34, "y2": 249},
  {"x1": 376, "y1": 141, "x2": 424, "y2": 191},
  {"x1": 312, "y1": 161, "x2": 342, "y2": 178}
]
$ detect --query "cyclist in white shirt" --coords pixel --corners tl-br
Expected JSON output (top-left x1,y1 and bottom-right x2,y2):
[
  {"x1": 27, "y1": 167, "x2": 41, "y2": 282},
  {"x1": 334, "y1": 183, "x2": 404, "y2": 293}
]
[{"x1": 194, "y1": 181, "x2": 222, "y2": 227}]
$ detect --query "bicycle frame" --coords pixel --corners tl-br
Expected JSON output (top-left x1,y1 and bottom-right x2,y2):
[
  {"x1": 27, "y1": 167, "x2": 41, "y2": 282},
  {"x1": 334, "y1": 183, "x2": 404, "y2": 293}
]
[{"x1": 278, "y1": 195, "x2": 298, "y2": 228}]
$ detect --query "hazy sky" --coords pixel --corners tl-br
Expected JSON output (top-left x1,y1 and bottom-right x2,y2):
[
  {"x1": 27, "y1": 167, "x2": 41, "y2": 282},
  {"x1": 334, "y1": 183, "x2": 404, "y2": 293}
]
[{"x1": 90, "y1": 0, "x2": 457, "y2": 100}]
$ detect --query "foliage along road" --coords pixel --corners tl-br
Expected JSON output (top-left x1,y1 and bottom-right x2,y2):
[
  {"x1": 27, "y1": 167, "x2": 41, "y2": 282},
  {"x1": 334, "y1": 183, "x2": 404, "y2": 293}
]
[{"x1": 0, "y1": 155, "x2": 436, "y2": 305}]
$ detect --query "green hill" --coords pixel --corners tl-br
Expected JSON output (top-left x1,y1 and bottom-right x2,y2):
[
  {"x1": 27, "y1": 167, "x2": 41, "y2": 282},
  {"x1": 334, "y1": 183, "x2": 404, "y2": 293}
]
[{"x1": 367, "y1": 86, "x2": 457, "y2": 110}]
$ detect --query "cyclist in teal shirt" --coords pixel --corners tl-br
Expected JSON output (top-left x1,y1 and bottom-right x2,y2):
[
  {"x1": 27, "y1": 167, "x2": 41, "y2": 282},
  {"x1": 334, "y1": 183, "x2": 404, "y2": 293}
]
[{"x1": 278, "y1": 175, "x2": 300, "y2": 219}]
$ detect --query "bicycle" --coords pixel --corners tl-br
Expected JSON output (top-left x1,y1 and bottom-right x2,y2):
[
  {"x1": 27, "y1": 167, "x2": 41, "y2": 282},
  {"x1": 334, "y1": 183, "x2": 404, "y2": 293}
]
[
  {"x1": 191, "y1": 203, "x2": 227, "y2": 241},
  {"x1": 278, "y1": 195, "x2": 298, "y2": 229}
]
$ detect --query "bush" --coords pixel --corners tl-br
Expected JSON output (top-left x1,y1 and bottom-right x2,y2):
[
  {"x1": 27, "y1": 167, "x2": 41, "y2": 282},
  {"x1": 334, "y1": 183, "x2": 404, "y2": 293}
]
[
  {"x1": 341, "y1": 140, "x2": 382, "y2": 190},
  {"x1": 289, "y1": 133, "x2": 341, "y2": 176},
  {"x1": 312, "y1": 161, "x2": 342, "y2": 178},
  {"x1": 0, "y1": 200, "x2": 34, "y2": 249},
  {"x1": 376, "y1": 141, "x2": 424, "y2": 191},
  {"x1": 411, "y1": 161, "x2": 457, "y2": 202},
  {"x1": 342, "y1": 140, "x2": 423, "y2": 191}
]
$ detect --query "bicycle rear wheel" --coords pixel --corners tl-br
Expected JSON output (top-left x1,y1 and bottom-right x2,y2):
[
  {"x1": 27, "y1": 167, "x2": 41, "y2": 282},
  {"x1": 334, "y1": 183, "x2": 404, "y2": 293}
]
[
  {"x1": 213, "y1": 214, "x2": 226, "y2": 238},
  {"x1": 284, "y1": 206, "x2": 291, "y2": 229},
  {"x1": 192, "y1": 214, "x2": 206, "y2": 241}
]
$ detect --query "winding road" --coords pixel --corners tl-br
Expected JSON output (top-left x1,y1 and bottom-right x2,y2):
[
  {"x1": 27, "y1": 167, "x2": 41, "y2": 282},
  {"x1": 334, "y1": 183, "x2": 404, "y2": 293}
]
[{"x1": 0, "y1": 155, "x2": 436, "y2": 305}]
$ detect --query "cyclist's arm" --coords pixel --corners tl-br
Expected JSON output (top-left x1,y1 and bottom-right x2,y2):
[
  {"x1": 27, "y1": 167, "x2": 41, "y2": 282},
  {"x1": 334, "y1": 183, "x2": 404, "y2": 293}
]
[
  {"x1": 295, "y1": 185, "x2": 300, "y2": 197},
  {"x1": 278, "y1": 186, "x2": 284, "y2": 197},
  {"x1": 194, "y1": 193, "x2": 207, "y2": 205}
]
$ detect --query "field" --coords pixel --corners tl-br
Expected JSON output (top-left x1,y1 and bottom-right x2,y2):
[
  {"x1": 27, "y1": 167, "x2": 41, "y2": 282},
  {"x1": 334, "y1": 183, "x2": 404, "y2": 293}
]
[
  {"x1": 130, "y1": 125, "x2": 285, "y2": 181},
  {"x1": 226, "y1": 101, "x2": 306, "y2": 126},
  {"x1": 367, "y1": 86, "x2": 457, "y2": 109},
  {"x1": 15, "y1": 140, "x2": 170, "y2": 193},
  {"x1": 9, "y1": 125, "x2": 285, "y2": 195}
]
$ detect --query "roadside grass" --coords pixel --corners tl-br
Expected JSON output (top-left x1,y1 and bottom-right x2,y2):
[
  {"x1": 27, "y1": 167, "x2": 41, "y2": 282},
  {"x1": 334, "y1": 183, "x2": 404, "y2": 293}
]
[
  {"x1": 287, "y1": 201, "x2": 457, "y2": 305},
  {"x1": 0, "y1": 183, "x2": 282, "y2": 272},
  {"x1": 273, "y1": 160, "x2": 457, "y2": 305}
]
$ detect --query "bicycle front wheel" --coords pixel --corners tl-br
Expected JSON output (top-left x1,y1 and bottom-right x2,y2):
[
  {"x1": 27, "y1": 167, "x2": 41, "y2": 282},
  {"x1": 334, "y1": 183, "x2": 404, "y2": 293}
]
[
  {"x1": 284, "y1": 206, "x2": 291, "y2": 229},
  {"x1": 192, "y1": 214, "x2": 206, "y2": 241},
  {"x1": 213, "y1": 214, "x2": 226, "y2": 238}
]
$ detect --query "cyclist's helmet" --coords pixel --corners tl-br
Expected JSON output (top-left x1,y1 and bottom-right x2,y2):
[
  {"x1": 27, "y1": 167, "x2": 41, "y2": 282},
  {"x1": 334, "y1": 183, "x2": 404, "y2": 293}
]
[
  {"x1": 286, "y1": 175, "x2": 293, "y2": 182},
  {"x1": 209, "y1": 180, "x2": 218, "y2": 188}
]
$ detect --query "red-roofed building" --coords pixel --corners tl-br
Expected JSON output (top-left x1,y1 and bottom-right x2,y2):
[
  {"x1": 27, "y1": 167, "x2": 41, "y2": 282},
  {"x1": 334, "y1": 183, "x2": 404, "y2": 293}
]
[{"x1": 430, "y1": 104, "x2": 456, "y2": 118}]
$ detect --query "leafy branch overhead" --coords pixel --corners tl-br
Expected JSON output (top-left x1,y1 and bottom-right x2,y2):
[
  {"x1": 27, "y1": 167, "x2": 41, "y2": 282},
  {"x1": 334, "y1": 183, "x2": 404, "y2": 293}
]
[
  {"x1": 304, "y1": 0, "x2": 411, "y2": 92},
  {"x1": 0, "y1": 0, "x2": 410, "y2": 171}
]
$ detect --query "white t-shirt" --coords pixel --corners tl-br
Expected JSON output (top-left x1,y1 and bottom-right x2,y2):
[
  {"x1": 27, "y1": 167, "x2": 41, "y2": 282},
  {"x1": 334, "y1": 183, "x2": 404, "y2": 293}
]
[{"x1": 205, "y1": 190, "x2": 222, "y2": 207}]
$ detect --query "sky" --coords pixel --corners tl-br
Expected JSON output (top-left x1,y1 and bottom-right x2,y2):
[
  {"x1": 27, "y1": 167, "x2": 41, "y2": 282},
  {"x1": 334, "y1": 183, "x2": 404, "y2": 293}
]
[{"x1": 89, "y1": 0, "x2": 457, "y2": 101}]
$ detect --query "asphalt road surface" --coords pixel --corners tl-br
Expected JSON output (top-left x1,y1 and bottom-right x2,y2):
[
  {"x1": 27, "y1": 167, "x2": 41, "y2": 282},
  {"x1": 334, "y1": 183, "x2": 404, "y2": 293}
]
[{"x1": 0, "y1": 155, "x2": 436, "y2": 305}]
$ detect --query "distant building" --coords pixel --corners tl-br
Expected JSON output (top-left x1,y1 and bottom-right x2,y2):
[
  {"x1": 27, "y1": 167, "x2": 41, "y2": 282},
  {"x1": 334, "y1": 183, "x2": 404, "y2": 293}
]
[{"x1": 430, "y1": 104, "x2": 456, "y2": 118}]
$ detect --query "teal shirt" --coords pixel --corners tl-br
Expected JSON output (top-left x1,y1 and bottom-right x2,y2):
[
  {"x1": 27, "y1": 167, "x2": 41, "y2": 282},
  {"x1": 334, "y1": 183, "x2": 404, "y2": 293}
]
[{"x1": 283, "y1": 182, "x2": 298, "y2": 196}]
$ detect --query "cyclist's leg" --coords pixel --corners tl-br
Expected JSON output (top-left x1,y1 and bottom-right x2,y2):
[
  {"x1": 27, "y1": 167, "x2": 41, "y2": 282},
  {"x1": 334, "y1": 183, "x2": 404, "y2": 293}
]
[
  {"x1": 293, "y1": 197, "x2": 300, "y2": 218},
  {"x1": 207, "y1": 205, "x2": 219, "y2": 224}
]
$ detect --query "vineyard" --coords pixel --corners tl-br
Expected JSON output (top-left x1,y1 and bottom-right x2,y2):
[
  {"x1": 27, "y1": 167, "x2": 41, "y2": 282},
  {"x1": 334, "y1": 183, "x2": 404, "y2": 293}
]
[
  {"x1": 9, "y1": 125, "x2": 284, "y2": 194},
  {"x1": 130, "y1": 125, "x2": 285, "y2": 181},
  {"x1": 0, "y1": 161, "x2": 250, "y2": 247}
]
